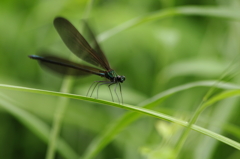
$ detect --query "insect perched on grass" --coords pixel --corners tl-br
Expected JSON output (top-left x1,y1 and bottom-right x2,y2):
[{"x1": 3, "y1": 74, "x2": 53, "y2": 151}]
[{"x1": 29, "y1": 17, "x2": 125, "y2": 104}]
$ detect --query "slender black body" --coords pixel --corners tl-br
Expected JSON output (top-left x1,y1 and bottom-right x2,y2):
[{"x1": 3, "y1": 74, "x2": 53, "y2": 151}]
[{"x1": 29, "y1": 17, "x2": 125, "y2": 103}]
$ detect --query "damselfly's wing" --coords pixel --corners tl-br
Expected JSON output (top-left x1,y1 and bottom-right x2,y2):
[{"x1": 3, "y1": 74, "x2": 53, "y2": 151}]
[
  {"x1": 53, "y1": 17, "x2": 110, "y2": 70},
  {"x1": 29, "y1": 54, "x2": 105, "y2": 77},
  {"x1": 81, "y1": 20, "x2": 110, "y2": 69}
]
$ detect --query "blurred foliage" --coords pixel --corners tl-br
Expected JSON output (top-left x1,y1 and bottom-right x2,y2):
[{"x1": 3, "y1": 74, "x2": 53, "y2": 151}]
[{"x1": 1, "y1": 0, "x2": 240, "y2": 159}]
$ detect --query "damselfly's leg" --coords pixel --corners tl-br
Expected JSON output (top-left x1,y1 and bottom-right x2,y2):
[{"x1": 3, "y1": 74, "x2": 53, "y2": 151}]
[
  {"x1": 90, "y1": 81, "x2": 106, "y2": 97},
  {"x1": 96, "y1": 81, "x2": 113, "y2": 99},
  {"x1": 114, "y1": 83, "x2": 120, "y2": 104},
  {"x1": 119, "y1": 83, "x2": 123, "y2": 105},
  {"x1": 108, "y1": 83, "x2": 115, "y2": 102},
  {"x1": 86, "y1": 81, "x2": 101, "y2": 96}
]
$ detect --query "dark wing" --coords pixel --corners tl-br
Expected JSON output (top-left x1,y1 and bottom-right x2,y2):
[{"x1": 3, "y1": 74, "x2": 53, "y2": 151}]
[
  {"x1": 82, "y1": 20, "x2": 110, "y2": 70},
  {"x1": 29, "y1": 54, "x2": 105, "y2": 77},
  {"x1": 53, "y1": 17, "x2": 110, "y2": 70}
]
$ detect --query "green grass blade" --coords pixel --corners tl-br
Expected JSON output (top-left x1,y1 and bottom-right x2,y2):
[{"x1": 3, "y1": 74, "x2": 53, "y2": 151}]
[
  {"x1": 202, "y1": 90, "x2": 240, "y2": 110},
  {"x1": 1, "y1": 81, "x2": 240, "y2": 158},
  {"x1": 98, "y1": 6, "x2": 240, "y2": 42},
  {"x1": 46, "y1": 77, "x2": 74, "y2": 159},
  {"x1": 82, "y1": 80, "x2": 240, "y2": 159},
  {"x1": 0, "y1": 94, "x2": 79, "y2": 159},
  {"x1": 174, "y1": 88, "x2": 240, "y2": 158},
  {"x1": 46, "y1": 1, "x2": 97, "y2": 157}
]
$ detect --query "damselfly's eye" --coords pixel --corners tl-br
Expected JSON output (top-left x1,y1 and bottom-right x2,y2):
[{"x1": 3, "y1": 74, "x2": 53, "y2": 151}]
[{"x1": 119, "y1": 76, "x2": 125, "y2": 83}]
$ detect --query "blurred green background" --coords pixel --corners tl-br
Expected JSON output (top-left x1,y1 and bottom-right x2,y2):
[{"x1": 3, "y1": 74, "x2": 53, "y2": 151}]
[{"x1": 1, "y1": 0, "x2": 240, "y2": 159}]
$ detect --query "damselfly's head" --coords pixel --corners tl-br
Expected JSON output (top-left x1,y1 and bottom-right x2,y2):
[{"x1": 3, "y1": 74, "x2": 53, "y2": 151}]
[{"x1": 117, "y1": 75, "x2": 125, "y2": 83}]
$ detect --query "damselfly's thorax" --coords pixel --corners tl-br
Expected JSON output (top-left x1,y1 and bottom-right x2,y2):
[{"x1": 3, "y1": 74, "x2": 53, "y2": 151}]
[{"x1": 105, "y1": 70, "x2": 125, "y2": 83}]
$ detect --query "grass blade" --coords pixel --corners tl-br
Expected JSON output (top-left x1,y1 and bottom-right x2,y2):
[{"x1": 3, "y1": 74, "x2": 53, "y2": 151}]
[
  {"x1": 1, "y1": 81, "x2": 240, "y2": 158},
  {"x1": 82, "y1": 81, "x2": 240, "y2": 158},
  {"x1": 0, "y1": 94, "x2": 79, "y2": 159},
  {"x1": 98, "y1": 6, "x2": 240, "y2": 42}
]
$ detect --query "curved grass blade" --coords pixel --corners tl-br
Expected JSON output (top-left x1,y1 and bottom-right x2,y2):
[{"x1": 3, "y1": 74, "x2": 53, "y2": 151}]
[
  {"x1": 44, "y1": 2, "x2": 97, "y2": 159},
  {"x1": 82, "y1": 81, "x2": 240, "y2": 159},
  {"x1": 0, "y1": 94, "x2": 79, "y2": 159},
  {"x1": 98, "y1": 6, "x2": 240, "y2": 42},
  {"x1": 1, "y1": 81, "x2": 240, "y2": 157}
]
